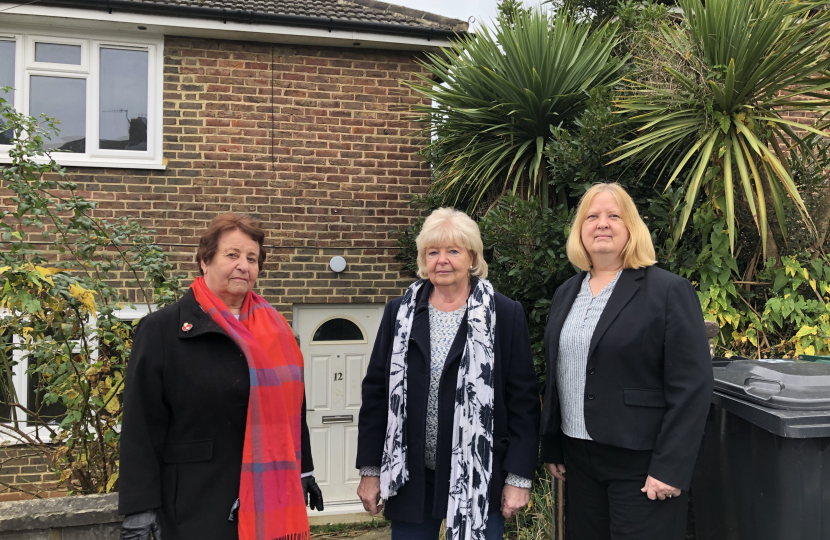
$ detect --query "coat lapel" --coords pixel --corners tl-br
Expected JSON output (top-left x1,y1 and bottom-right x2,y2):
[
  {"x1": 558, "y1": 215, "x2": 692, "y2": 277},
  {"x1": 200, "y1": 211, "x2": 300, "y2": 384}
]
[
  {"x1": 409, "y1": 280, "x2": 432, "y2": 370},
  {"x1": 177, "y1": 288, "x2": 230, "y2": 340},
  {"x1": 587, "y1": 267, "x2": 644, "y2": 361}
]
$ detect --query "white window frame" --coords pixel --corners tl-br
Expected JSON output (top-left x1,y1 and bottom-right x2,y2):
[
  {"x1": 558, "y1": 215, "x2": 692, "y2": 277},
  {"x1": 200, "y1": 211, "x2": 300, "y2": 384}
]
[
  {"x1": 0, "y1": 25, "x2": 164, "y2": 170},
  {"x1": 27, "y1": 34, "x2": 89, "y2": 73},
  {"x1": 0, "y1": 303, "x2": 154, "y2": 445}
]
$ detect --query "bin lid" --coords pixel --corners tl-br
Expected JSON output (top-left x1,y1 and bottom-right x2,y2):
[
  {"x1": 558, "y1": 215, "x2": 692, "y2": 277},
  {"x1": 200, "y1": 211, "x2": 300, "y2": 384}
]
[
  {"x1": 799, "y1": 354, "x2": 830, "y2": 365},
  {"x1": 713, "y1": 359, "x2": 830, "y2": 410},
  {"x1": 711, "y1": 392, "x2": 830, "y2": 438}
]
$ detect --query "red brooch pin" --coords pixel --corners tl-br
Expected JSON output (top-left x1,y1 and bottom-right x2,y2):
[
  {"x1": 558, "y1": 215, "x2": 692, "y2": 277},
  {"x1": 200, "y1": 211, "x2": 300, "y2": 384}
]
[{"x1": 182, "y1": 322, "x2": 193, "y2": 332}]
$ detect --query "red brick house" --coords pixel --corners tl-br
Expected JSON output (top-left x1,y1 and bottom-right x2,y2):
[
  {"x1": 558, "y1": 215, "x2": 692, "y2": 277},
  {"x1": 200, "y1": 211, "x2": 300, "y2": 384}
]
[{"x1": 0, "y1": 0, "x2": 466, "y2": 513}]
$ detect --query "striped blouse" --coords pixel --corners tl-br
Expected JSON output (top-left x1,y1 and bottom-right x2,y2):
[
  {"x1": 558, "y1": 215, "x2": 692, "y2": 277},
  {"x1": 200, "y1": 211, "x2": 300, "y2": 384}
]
[{"x1": 556, "y1": 271, "x2": 621, "y2": 440}]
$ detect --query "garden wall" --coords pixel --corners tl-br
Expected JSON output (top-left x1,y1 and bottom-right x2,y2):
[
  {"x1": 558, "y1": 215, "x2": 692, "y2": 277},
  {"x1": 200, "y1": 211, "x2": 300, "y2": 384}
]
[
  {"x1": 0, "y1": 493, "x2": 121, "y2": 539},
  {"x1": 0, "y1": 447, "x2": 63, "y2": 503}
]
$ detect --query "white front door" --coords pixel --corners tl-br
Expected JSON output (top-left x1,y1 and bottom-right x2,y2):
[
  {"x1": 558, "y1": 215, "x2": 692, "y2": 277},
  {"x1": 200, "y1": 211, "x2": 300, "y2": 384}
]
[{"x1": 295, "y1": 305, "x2": 383, "y2": 511}]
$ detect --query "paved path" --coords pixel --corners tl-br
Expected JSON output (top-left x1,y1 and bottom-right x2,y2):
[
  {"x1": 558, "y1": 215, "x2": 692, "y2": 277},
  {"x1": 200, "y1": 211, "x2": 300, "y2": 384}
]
[
  {"x1": 353, "y1": 528, "x2": 392, "y2": 540},
  {"x1": 312, "y1": 525, "x2": 392, "y2": 540}
]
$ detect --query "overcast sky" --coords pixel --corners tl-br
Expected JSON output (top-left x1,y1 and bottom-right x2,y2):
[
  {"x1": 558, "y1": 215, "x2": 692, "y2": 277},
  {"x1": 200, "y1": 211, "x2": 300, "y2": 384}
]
[{"x1": 393, "y1": 0, "x2": 536, "y2": 32}]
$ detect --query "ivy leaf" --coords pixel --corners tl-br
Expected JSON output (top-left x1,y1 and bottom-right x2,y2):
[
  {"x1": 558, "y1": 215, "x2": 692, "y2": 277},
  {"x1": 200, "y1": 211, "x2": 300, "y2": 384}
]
[
  {"x1": 795, "y1": 325, "x2": 818, "y2": 338},
  {"x1": 773, "y1": 272, "x2": 789, "y2": 291},
  {"x1": 105, "y1": 395, "x2": 120, "y2": 415}
]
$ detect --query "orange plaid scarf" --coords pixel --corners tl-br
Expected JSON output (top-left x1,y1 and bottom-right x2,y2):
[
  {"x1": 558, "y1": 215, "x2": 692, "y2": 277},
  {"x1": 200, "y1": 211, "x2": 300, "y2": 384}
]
[{"x1": 191, "y1": 277, "x2": 309, "y2": 540}]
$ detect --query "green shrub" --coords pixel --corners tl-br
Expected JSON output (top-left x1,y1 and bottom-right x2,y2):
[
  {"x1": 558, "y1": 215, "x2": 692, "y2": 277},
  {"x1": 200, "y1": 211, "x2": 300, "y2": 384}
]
[
  {"x1": 503, "y1": 470, "x2": 559, "y2": 540},
  {"x1": 408, "y1": 6, "x2": 624, "y2": 210},
  {"x1": 479, "y1": 195, "x2": 574, "y2": 382},
  {"x1": 0, "y1": 91, "x2": 183, "y2": 496}
]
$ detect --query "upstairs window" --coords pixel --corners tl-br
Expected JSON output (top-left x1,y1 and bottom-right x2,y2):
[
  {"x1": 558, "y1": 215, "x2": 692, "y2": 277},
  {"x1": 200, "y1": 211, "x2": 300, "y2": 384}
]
[{"x1": 0, "y1": 28, "x2": 163, "y2": 169}]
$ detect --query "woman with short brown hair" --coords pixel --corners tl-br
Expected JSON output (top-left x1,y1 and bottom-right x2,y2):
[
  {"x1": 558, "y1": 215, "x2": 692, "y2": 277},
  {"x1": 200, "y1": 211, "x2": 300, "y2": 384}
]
[{"x1": 119, "y1": 212, "x2": 323, "y2": 540}]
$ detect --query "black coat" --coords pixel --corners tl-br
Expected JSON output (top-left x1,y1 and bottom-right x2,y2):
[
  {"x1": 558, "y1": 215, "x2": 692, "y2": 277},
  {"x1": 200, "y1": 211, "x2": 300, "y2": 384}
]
[
  {"x1": 356, "y1": 278, "x2": 540, "y2": 523},
  {"x1": 540, "y1": 266, "x2": 714, "y2": 490},
  {"x1": 118, "y1": 289, "x2": 313, "y2": 540}
]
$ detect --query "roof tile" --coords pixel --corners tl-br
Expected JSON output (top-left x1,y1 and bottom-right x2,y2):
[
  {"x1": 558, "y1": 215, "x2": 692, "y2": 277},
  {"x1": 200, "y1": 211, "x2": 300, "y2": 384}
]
[{"x1": 106, "y1": 0, "x2": 467, "y2": 31}]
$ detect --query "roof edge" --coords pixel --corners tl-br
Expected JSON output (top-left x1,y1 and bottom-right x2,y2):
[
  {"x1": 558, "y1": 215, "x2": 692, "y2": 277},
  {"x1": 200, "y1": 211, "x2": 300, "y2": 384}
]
[
  {"x1": 37, "y1": 0, "x2": 467, "y2": 40},
  {"x1": 345, "y1": 0, "x2": 468, "y2": 32}
]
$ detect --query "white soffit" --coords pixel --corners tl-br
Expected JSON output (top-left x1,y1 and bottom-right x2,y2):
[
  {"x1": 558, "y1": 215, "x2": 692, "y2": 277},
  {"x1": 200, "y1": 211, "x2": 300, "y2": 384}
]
[{"x1": 0, "y1": 3, "x2": 453, "y2": 51}]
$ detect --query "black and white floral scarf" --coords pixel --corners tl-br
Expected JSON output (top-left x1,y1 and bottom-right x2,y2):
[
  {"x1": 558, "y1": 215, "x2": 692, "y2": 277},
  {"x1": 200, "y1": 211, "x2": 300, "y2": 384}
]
[{"x1": 380, "y1": 278, "x2": 497, "y2": 540}]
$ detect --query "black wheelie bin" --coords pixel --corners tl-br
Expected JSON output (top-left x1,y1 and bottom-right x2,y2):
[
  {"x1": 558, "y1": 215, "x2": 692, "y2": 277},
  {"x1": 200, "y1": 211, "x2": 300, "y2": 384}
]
[{"x1": 691, "y1": 358, "x2": 830, "y2": 540}]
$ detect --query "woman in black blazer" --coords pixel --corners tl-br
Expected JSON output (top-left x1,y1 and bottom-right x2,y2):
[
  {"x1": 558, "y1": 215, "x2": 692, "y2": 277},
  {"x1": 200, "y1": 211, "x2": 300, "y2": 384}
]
[
  {"x1": 540, "y1": 183, "x2": 713, "y2": 540},
  {"x1": 356, "y1": 208, "x2": 539, "y2": 540}
]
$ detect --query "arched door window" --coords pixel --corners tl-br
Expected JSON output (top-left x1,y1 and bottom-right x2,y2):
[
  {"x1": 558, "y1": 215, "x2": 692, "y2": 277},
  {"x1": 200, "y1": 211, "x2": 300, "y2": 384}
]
[{"x1": 311, "y1": 317, "x2": 367, "y2": 344}]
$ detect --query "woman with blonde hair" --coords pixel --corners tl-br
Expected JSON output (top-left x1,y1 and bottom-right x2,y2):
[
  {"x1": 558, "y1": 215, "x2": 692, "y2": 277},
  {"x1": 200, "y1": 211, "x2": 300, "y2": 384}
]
[
  {"x1": 540, "y1": 183, "x2": 713, "y2": 540},
  {"x1": 356, "y1": 208, "x2": 539, "y2": 540}
]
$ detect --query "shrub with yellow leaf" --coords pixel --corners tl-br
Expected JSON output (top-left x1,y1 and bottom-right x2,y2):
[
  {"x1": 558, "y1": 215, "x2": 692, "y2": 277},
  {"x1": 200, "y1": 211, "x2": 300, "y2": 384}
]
[{"x1": 0, "y1": 96, "x2": 184, "y2": 498}]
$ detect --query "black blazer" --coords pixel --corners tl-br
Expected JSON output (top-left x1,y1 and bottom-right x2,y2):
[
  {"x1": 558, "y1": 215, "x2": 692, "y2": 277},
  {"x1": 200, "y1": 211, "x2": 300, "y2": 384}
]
[
  {"x1": 356, "y1": 278, "x2": 540, "y2": 523},
  {"x1": 118, "y1": 289, "x2": 313, "y2": 540},
  {"x1": 540, "y1": 266, "x2": 713, "y2": 490}
]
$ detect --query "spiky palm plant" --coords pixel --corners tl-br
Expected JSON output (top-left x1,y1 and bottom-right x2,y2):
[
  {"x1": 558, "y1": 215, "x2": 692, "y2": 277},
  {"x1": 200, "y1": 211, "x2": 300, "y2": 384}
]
[
  {"x1": 408, "y1": 8, "x2": 624, "y2": 210},
  {"x1": 611, "y1": 0, "x2": 830, "y2": 255}
]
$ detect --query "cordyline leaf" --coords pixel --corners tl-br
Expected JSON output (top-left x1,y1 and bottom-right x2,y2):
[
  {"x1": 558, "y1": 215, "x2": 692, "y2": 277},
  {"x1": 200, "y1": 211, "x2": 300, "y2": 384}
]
[
  {"x1": 762, "y1": 160, "x2": 788, "y2": 238},
  {"x1": 407, "y1": 7, "x2": 625, "y2": 210},
  {"x1": 730, "y1": 132, "x2": 758, "y2": 229},
  {"x1": 737, "y1": 122, "x2": 812, "y2": 232},
  {"x1": 737, "y1": 136, "x2": 767, "y2": 253},
  {"x1": 612, "y1": 0, "x2": 830, "y2": 248},
  {"x1": 723, "y1": 136, "x2": 735, "y2": 253},
  {"x1": 675, "y1": 133, "x2": 718, "y2": 240}
]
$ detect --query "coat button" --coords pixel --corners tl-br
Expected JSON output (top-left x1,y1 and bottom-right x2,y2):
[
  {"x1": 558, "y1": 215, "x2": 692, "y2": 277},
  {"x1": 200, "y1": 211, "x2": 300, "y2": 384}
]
[
  {"x1": 587, "y1": 393, "x2": 595, "y2": 400},
  {"x1": 588, "y1": 368, "x2": 595, "y2": 375}
]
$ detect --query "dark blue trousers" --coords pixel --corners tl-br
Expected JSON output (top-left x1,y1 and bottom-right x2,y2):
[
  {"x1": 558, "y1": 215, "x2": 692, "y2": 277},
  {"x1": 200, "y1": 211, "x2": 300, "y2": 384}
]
[{"x1": 390, "y1": 468, "x2": 506, "y2": 540}]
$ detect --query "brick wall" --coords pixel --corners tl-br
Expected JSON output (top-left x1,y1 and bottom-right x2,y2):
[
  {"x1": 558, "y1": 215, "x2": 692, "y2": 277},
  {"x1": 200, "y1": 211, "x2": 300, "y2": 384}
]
[
  {"x1": 0, "y1": 447, "x2": 62, "y2": 502},
  {"x1": 2, "y1": 35, "x2": 432, "y2": 319},
  {"x1": 0, "y1": 35, "x2": 433, "y2": 500},
  {"x1": 148, "y1": 36, "x2": 431, "y2": 318}
]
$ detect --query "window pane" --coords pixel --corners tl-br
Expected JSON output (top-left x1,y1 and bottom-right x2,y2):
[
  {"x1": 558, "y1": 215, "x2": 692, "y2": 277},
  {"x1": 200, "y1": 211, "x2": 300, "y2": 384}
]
[
  {"x1": 0, "y1": 40, "x2": 14, "y2": 145},
  {"x1": 26, "y1": 369, "x2": 66, "y2": 427},
  {"x1": 312, "y1": 319, "x2": 364, "y2": 342},
  {"x1": 99, "y1": 48, "x2": 148, "y2": 151},
  {"x1": 35, "y1": 42, "x2": 81, "y2": 65},
  {"x1": 30, "y1": 75, "x2": 86, "y2": 153}
]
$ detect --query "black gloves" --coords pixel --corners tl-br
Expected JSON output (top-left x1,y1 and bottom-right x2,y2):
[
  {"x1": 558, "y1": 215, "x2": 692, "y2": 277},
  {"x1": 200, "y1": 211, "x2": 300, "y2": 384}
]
[
  {"x1": 302, "y1": 475, "x2": 324, "y2": 511},
  {"x1": 121, "y1": 509, "x2": 162, "y2": 540}
]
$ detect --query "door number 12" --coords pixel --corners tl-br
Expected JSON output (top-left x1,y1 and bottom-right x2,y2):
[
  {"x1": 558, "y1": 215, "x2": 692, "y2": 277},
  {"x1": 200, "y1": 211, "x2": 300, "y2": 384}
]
[{"x1": 333, "y1": 372, "x2": 343, "y2": 381}]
